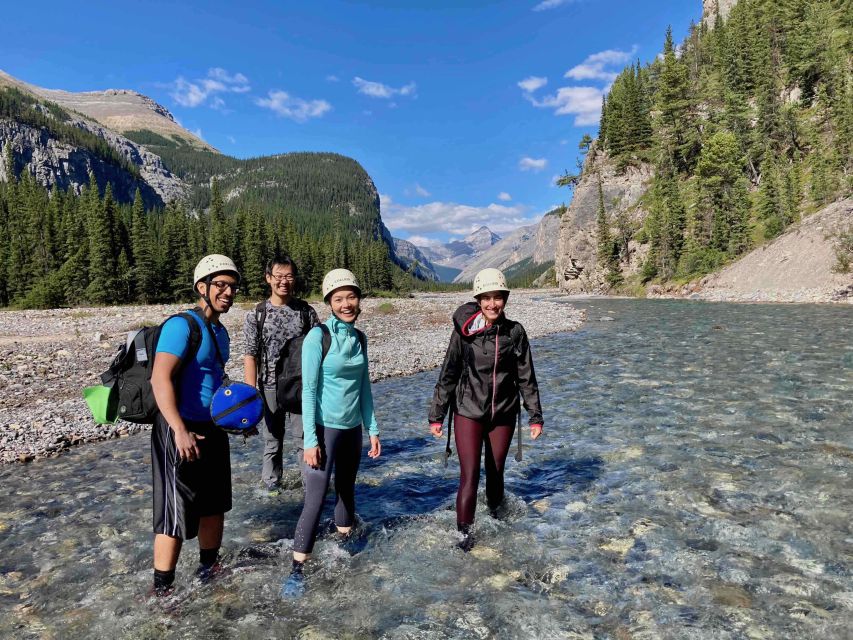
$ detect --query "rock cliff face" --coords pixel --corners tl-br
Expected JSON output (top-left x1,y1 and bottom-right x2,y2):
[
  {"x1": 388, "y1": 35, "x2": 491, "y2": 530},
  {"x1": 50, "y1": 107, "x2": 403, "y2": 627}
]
[
  {"x1": 703, "y1": 0, "x2": 737, "y2": 25},
  {"x1": 0, "y1": 118, "x2": 185, "y2": 206},
  {"x1": 391, "y1": 237, "x2": 440, "y2": 281},
  {"x1": 555, "y1": 149, "x2": 653, "y2": 293},
  {"x1": 0, "y1": 70, "x2": 188, "y2": 205}
]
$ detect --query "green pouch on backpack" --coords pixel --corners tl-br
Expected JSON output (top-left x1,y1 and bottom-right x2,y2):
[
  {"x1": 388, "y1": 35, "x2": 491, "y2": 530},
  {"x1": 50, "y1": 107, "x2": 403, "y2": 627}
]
[{"x1": 83, "y1": 384, "x2": 119, "y2": 424}]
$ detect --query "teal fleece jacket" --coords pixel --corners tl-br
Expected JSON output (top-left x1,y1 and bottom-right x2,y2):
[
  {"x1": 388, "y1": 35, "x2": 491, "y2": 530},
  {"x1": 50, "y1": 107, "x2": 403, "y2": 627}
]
[{"x1": 301, "y1": 315, "x2": 379, "y2": 449}]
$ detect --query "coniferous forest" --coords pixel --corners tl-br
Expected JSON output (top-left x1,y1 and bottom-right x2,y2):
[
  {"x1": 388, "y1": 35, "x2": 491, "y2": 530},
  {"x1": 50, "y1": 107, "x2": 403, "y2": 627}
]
[
  {"x1": 588, "y1": 0, "x2": 851, "y2": 283},
  {"x1": 0, "y1": 142, "x2": 422, "y2": 308}
]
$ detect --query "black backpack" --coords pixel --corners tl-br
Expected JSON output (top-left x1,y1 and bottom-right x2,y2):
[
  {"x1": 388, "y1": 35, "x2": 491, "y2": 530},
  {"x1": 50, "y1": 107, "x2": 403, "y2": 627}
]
[{"x1": 100, "y1": 311, "x2": 203, "y2": 424}]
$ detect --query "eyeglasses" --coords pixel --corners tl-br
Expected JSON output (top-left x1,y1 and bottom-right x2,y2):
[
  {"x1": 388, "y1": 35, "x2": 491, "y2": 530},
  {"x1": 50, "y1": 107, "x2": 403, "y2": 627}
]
[
  {"x1": 210, "y1": 280, "x2": 240, "y2": 294},
  {"x1": 271, "y1": 275, "x2": 296, "y2": 283}
]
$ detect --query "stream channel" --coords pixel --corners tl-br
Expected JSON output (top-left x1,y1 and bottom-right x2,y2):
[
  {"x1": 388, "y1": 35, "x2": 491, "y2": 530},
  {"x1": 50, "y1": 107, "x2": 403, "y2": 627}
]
[{"x1": 0, "y1": 299, "x2": 851, "y2": 638}]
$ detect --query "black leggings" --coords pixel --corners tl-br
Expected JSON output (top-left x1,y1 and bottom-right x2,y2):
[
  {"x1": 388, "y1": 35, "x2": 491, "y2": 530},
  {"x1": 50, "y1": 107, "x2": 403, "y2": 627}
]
[
  {"x1": 293, "y1": 425, "x2": 363, "y2": 554},
  {"x1": 454, "y1": 414, "x2": 515, "y2": 526}
]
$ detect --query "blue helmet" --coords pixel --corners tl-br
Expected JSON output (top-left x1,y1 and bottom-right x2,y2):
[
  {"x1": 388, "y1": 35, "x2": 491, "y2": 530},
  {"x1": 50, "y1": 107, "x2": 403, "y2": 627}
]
[{"x1": 210, "y1": 381, "x2": 263, "y2": 433}]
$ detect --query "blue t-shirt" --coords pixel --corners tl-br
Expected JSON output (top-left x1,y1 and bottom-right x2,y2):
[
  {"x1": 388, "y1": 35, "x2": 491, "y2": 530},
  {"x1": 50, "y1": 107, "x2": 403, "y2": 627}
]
[{"x1": 155, "y1": 310, "x2": 230, "y2": 421}]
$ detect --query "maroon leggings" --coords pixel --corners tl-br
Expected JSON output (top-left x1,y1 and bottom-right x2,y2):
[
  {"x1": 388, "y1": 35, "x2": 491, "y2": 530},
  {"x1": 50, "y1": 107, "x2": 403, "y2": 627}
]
[{"x1": 453, "y1": 414, "x2": 515, "y2": 526}]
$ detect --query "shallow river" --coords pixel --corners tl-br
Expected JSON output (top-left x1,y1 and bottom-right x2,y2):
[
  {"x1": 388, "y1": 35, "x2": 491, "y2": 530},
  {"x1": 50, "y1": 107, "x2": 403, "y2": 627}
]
[{"x1": 0, "y1": 299, "x2": 851, "y2": 639}]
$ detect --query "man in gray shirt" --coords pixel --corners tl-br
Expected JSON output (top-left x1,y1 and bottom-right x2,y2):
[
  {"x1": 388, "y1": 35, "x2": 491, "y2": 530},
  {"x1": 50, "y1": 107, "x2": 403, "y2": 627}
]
[{"x1": 244, "y1": 255, "x2": 320, "y2": 491}]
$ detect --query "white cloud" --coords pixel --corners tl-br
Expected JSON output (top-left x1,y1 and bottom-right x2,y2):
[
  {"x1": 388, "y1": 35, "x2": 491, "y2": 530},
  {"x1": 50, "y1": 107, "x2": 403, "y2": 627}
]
[
  {"x1": 170, "y1": 67, "x2": 251, "y2": 108},
  {"x1": 517, "y1": 76, "x2": 548, "y2": 93},
  {"x1": 519, "y1": 156, "x2": 548, "y2": 172},
  {"x1": 382, "y1": 199, "x2": 540, "y2": 236},
  {"x1": 498, "y1": 192, "x2": 512, "y2": 201},
  {"x1": 526, "y1": 86, "x2": 604, "y2": 126},
  {"x1": 564, "y1": 47, "x2": 637, "y2": 82},
  {"x1": 415, "y1": 183, "x2": 431, "y2": 197},
  {"x1": 227, "y1": 135, "x2": 236, "y2": 144},
  {"x1": 353, "y1": 76, "x2": 417, "y2": 99},
  {"x1": 533, "y1": 0, "x2": 580, "y2": 11},
  {"x1": 191, "y1": 127, "x2": 204, "y2": 140},
  {"x1": 256, "y1": 90, "x2": 332, "y2": 122},
  {"x1": 405, "y1": 234, "x2": 445, "y2": 249},
  {"x1": 326, "y1": 74, "x2": 340, "y2": 82},
  {"x1": 207, "y1": 67, "x2": 250, "y2": 88}
]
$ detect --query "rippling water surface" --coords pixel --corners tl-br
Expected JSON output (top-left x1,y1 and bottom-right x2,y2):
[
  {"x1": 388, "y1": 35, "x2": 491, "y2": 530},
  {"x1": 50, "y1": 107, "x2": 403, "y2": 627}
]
[{"x1": 0, "y1": 300, "x2": 851, "y2": 639}]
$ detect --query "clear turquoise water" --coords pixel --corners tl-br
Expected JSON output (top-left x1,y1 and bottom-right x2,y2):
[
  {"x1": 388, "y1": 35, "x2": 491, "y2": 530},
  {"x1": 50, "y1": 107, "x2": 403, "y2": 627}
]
[{"x1": 0, "y1": 299, "x2": 850, "y2": 639}]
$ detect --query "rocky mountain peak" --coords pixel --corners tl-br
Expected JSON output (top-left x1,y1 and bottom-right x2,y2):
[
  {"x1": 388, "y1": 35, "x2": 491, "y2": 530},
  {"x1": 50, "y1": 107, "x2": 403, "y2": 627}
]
[{"x1": 464, "y1": 226, "x2": 501, "y2": 252}]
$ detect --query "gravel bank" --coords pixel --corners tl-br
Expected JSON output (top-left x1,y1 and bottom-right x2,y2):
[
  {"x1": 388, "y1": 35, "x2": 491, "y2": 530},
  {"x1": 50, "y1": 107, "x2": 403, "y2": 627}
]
[{"x1": 0, "y1": 290, "x2": 583, "y2": 464}]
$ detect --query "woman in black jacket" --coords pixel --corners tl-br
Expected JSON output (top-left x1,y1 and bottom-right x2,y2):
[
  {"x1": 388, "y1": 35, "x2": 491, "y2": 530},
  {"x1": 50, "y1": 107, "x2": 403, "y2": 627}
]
[{"x1": 428, "y1": 268, "x2": 543, "y2": 550}]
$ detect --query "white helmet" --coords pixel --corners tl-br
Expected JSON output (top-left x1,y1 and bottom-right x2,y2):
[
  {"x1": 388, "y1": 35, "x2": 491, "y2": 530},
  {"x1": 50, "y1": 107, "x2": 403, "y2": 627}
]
[
  {"x1": 472, "y1": 268, "x2": 510, "y2": 297},
  {"x1": 322, "y1": 268, "x2": 361, "y2": 301},
  {"x1": 193, "y1": 254, "x2": 240, "y2": 291}
]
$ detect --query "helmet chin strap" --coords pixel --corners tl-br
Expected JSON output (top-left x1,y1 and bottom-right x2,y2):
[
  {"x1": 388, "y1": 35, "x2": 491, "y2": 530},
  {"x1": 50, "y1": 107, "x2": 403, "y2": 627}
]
[{"x1": 198, "y1": 278, "x2": 214, "y2": 316}]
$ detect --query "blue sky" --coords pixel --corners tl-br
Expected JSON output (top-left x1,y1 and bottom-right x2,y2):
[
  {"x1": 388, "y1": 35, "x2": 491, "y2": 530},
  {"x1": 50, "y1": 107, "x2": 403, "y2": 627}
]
[{"x1": 1, "y1": 0, "x2": 700, "y2": 247}]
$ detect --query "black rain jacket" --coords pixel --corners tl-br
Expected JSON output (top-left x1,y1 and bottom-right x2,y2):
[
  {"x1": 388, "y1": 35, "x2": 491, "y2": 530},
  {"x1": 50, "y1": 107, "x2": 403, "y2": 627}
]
[{"x1": 428, "y1": 301, "x2": 543, "y2": 426}]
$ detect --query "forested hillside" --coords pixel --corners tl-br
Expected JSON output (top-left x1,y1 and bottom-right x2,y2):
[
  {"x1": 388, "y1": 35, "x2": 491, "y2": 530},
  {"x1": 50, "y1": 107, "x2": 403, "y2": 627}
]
[
  {"x1": 0, "y1": 102, "x2": 423, "y2": 308},
  {"x1": 583, "y1": 0, "x2": 851, "y2": 286},
  {"x1": 0, "y1": 156, "x2": 404, "y2": 308}
]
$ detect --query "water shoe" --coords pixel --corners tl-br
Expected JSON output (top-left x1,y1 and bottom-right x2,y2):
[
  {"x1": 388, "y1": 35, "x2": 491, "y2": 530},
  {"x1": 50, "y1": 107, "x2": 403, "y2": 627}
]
[{"x1": 281, "y1": 570, "x2": 306, "y2": 598}]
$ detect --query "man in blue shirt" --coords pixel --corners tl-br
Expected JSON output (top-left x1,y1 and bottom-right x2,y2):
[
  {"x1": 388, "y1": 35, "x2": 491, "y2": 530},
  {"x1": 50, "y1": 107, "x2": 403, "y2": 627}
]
[{"x1": 149, "y1": 254, "x2": 239, "y2": 597}]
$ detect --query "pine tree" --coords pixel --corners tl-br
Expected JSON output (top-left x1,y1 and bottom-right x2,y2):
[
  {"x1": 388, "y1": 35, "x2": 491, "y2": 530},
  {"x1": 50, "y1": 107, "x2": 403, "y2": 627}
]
[
  {"x1": 207, "y1": 177, "x2": 229, "y2": 255},
  {"x1": 696, "y1": 131, "x2": 751, "y2": 253},
  {"x1": 241, "y1": 207, "x2": 267, "y2": 299},
  {"x1": 130, "y1": 188, "x2": 156, "y2": 303},
  {"x1": 758, "y1": 155, "x2": 785, "y2": 239},
  {"x1": 656, "y1": 26, "x2": 699, "y2": 171},
  {"x1": 86, "y1": 179, "x2": 118, "y2": 304}
]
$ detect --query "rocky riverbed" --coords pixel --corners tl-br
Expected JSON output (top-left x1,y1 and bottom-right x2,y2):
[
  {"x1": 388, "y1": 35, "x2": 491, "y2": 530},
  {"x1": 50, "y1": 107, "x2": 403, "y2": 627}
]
[{"x1": 0, "y1": 290, "x2": 584, "y2": 464}]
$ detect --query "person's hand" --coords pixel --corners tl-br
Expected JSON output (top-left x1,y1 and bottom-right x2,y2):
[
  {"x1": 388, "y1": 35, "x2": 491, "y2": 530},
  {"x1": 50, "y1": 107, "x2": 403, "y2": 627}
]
[
  {"x1": 429, "y1": 422, "x2": 443, "y2": 437},
  {"x1": 304, "y1": 446, "x2": 321, "y2": 469},
  {"x1": 174, "y1": 426, "x2": 204, "y2": 462},
  {"x1": 368, "y1": 435, "x2": 381, "y2": 459},
  {"x1": 530, "y1": 424, "x2": 543, "y2": 440}
]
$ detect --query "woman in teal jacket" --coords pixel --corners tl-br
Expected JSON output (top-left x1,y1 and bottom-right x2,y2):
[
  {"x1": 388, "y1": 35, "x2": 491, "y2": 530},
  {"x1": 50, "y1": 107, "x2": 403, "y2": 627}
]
[{"x1": 282, "y1": 269, "x2": 381, "y2": 597}]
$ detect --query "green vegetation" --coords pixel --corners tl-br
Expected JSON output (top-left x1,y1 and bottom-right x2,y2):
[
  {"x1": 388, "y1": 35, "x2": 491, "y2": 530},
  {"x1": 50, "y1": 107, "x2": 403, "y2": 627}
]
[
  {"x1": 0, "y1": 154, "x2": 407, "y2": 307},
  {"x1": 0, "y1": 87, "x2": 140, "y2": 179},
  {"x1": 375, "y1": 302, "x2": 396, "y2": 314},
  {"x1": 504, "y1": 258, "x2": 555, "y2": 289},
  {"x1": 589, "y1": 0, "x2": 851, "y2": 284},
  {"x1": 123, "y1": 129, "x2": 184, "y2": 149},
  {"x1": 832, "y1": 224, "x2": 853, "y2": 273}
]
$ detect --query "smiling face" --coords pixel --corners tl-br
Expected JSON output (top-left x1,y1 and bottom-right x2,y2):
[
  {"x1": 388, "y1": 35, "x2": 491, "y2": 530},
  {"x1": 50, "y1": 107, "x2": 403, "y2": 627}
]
[
  {"x1": 476, "y1": 291, "x2": 506, "y2": 325},
  {"x1": 329, "y1": 286, "x2": 361, "y2": 323},
  {"x1": 266, "y1": 263, "x2": 295, "y2": 301},
  {"x1": 198, "y1": 272, "x2": 239, "y2": 314}
]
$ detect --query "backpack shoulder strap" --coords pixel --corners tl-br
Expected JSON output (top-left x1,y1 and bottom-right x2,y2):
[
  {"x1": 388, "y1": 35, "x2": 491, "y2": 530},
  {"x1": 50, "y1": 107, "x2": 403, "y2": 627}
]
[
  {"x1": 318, "y1": 324, "x2": 332, "y2": 362},
  {"x1": 254, "y1": 301, "x2": 267, "y2": 380},
  {"x1": 178, "y1": 312, "x2": 203, "y2": 363}
]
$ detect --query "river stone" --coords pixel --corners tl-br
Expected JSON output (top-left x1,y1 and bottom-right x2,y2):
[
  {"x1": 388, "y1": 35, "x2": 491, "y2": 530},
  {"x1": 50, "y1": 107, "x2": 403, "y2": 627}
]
[
  {"x1": 599, "y1": 536, "x2": 635, "y2": 557},
  {"x1": 296, "y1": 626, "x2": 333, "y2": 640},
  {"x1": 469, "y1": 546, "x2": 499, "y2": 561},
  {"x1": 565, "y1": 501, "x2": 587, "y2": 513},
  {"x1": 711, "y1": 584, "x2": 752, "y2": 608},
  {"x1": 531, "y1": 498, "x2": 550, "y2": 513},
  {"x1": 485, "y1": 570, "x2": 522, "y2": 589}
]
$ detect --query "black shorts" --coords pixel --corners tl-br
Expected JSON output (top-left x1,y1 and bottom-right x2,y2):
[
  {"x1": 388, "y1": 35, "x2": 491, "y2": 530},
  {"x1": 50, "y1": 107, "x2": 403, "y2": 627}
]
[{"x1": 151, "y1": 413, "x2": 232, "y2": 540}]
